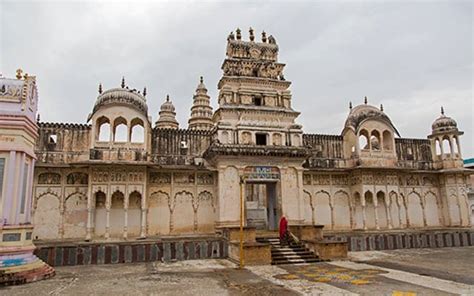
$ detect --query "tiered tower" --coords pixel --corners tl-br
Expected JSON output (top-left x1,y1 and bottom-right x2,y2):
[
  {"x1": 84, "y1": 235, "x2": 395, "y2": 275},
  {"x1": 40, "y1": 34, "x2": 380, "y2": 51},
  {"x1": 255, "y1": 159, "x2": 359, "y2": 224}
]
[
  {"x1": 155, "y1": 95, "x2": 179, "y2": 129},
  {"x1": 0, "y1": 70, "x2": 55, "y2": 285},
  {"x1": 188, "y1": 76, "x2": 214, "y2": 130},
  {"x1": 213, "y1": 28, "x2": 303, "y2": 147}
]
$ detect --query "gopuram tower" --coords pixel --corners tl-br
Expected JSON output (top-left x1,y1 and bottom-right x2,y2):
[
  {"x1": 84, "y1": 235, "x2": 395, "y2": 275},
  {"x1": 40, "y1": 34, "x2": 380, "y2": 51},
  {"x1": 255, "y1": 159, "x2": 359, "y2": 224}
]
[{"x1": 206, "y1": 28, "x2": 307, "y2": 229}]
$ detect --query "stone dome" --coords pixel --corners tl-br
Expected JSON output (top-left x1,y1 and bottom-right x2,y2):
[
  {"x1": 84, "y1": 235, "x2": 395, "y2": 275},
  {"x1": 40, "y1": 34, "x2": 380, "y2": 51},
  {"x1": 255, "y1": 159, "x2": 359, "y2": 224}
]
[
  {"x1": 344, "y1": 103, "x2": 400, "y2": 136},
  {"x1": 155, "y1": 95, "x2": 179, "y2": 129},
  {"x1": 431, "y1": 108, "x2": 458, "y2": 134},
  {"x1": 88, "y1": 81, "x2": 148, "y2": 121}
]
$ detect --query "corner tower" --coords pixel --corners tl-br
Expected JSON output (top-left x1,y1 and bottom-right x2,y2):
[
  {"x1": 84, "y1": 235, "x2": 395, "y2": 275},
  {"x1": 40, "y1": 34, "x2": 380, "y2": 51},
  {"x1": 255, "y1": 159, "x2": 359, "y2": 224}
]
[{"x1": 213, "y1": 28, "x2": 303, "y2": 146}]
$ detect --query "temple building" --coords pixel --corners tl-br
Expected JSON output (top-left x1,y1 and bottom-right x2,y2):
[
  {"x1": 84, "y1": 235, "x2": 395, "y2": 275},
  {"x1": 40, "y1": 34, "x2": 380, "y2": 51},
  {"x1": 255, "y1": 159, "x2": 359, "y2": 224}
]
[{"x1": 30, "y1": 28, "x2": 471, "y2": 243}]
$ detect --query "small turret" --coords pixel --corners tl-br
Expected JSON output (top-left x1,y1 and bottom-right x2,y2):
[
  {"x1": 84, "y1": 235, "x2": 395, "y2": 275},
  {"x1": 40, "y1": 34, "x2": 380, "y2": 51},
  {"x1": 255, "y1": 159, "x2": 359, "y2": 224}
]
[
  {"x1": 155, "y1": 95, "x2": 179, "y2": 129},
  {"x1": 428, "y1": 106, "x2": 463, "y2": 167},
  {"x1": 188, "y1": 76, "x2": 214, "y2": 131}
]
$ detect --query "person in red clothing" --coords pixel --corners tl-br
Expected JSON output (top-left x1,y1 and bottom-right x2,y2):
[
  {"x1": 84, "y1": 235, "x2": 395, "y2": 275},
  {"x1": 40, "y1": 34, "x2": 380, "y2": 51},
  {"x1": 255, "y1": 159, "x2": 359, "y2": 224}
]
[{"x1": 279, "y1": 215, "x2": 288, "y2": 245}]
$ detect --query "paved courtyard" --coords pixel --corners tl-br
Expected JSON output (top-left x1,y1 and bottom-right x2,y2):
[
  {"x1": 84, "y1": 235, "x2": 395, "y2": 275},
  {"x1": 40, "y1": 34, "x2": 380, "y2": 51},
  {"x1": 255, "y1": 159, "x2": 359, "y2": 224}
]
[{"x1": 2, "y1": 247, "x2": 474, "y2": 295}]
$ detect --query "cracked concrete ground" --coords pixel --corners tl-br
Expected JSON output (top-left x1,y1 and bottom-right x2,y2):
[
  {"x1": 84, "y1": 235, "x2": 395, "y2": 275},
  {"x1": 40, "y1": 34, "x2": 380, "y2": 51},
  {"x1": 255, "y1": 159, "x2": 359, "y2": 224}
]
[
  {"x1": 2, "y1": 259, "x2": 297, "y2": 296},
  {"x1": 2, "y1": 247, "x2": 474, "y2": 295}
]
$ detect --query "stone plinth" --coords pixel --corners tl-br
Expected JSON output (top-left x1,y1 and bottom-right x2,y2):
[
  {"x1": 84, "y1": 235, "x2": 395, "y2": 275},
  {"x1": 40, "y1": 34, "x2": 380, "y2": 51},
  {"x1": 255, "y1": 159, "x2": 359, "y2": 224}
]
[
  {"x1": 0, "y1": 225, "x2": 55, "y2": 286},
  {"x1": 221, "y1": 226, "x2": 256, "y2": 243},
  {"x1": 289, "y1": 225, "x2": 324, "y2": 241},
  {"x1": 228, "y1": 241, "x2": 271, "y2": 266},
  {"x1": 306, "y1": 239, "x2": 348, "y2": 260}
]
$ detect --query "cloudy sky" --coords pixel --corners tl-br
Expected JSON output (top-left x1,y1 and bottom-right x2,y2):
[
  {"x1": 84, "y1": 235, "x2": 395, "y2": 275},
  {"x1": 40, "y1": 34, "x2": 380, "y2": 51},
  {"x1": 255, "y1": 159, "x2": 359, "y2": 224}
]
[{"x1": 1, "y1": 0, "x2": 473, "y2": 157}]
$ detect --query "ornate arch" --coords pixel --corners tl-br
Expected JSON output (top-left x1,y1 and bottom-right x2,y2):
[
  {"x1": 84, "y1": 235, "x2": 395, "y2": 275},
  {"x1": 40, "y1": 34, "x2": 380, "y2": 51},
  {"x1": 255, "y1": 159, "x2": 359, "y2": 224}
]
[{"x1": 198, "y1": 190, "x2": 214, "y2": 210}]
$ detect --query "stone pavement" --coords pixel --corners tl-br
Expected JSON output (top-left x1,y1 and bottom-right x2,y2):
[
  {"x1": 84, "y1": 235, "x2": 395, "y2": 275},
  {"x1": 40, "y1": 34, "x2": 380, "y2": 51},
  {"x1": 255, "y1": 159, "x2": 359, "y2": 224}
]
[{"x1": 2, "y1": 247, "x2": 474, "y2": 295}]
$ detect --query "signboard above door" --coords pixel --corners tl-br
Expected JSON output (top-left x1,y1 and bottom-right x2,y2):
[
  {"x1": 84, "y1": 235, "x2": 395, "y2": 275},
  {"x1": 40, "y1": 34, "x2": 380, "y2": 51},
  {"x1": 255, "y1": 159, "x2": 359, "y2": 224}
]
[{"x1": 244, "y1": 166, "x2": 280, "y2": 182}]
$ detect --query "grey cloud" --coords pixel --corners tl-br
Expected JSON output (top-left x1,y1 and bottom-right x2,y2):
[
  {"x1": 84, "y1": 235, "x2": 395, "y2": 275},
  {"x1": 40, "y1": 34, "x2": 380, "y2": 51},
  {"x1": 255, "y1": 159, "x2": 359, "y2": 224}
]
[{"x1": 1, "y1": 0, "x2": 472, "y2": 156}]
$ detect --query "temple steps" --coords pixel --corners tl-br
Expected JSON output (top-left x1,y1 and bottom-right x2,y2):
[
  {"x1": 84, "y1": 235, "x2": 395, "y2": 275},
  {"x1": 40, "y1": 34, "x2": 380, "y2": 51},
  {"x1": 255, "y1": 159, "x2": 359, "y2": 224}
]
[{"x1": 256, "y1": 236, "x2": 322, "y2": 265}]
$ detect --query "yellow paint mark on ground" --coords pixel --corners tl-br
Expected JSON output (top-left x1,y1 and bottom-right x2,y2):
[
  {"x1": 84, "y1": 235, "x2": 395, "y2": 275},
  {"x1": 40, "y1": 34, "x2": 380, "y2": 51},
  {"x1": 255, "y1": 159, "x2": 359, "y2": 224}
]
[
  {"x1": 351, "y1": 279, "x2": 370, "y2": 285},
  {"x1": 392, "y1": 291, "x2": 417, "y2": 296}
]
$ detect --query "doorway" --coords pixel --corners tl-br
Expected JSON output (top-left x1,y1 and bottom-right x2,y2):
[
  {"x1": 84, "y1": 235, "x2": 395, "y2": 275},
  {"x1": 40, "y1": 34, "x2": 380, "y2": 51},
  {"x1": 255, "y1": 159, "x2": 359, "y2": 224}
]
[{"x1": 245, "y1": 182, "x2": 279, "y2": 230}]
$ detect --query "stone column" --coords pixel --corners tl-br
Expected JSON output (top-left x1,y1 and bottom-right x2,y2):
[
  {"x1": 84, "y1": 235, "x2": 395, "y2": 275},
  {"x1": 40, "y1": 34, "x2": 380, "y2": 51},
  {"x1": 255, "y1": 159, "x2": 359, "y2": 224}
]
[
  {"x1": 385, "y1": 198, "x2": 392, "y2": 229},
  {"x1": 439, "y1": 137, "x2": 444, "y2": 159},
  {"x1": 421, "y1": 196, "x2": 428, "y2": 227},
  {"x1": 361, "y1": 198, "x2": 367, "y2": 230},
  {"x1": 449, "y1": 136, "x2": 455, "y2": 159},
  {"x1": 123, "y1": 193, "x2": 129, "y2": 240},
  {"x1": 455, "y1": 136, "x2": 461, "y2": 156},
  {"x1": 374, "y1": 195, "x2": 380, "y2": 230},
  {"x1": 105, "y1": 194, "x2": 111, "y2": 239},
  {"x1": 140, "y1": 208, "x2": 147, "y2": 238}
]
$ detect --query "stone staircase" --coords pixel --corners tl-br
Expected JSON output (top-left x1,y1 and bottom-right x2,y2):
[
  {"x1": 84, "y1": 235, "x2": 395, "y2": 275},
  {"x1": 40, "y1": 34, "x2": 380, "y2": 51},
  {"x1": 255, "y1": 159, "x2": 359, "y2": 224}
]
[{"x1": 256, "y1": 235, "x2": 322, "y2": 265}]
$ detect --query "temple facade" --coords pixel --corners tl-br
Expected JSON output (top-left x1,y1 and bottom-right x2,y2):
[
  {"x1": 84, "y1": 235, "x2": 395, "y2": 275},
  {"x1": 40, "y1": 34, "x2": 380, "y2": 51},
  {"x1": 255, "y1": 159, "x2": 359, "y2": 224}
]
[{"x1": 30, "y1": 29, "x2": 471, "y2": 242}]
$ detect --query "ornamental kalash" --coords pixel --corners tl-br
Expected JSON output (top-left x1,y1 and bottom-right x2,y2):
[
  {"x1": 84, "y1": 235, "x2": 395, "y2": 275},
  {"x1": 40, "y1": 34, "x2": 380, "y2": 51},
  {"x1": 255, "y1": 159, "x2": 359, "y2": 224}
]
[{"x1": 2, "y1": 28, "x2": 472, "y2": 273}]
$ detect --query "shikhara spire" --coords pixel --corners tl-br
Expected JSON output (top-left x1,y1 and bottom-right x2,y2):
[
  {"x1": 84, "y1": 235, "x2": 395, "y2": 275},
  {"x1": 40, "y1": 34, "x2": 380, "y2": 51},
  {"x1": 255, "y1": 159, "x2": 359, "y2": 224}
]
[{"x1": 188, "y1": 76, "x2": 214, "y2": 130}]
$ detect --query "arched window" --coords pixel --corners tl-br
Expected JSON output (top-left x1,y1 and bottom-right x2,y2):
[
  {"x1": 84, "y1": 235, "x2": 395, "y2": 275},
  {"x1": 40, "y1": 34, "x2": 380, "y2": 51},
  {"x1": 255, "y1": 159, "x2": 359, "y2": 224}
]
[
  {"x1": 97, "y1": 116, "x2": 110, "y2": 142},
  {"x1": 359, "y1": 130, "x2": 369, "y2": 150},
  {"x1": 130, "y1": 118, "x2": 145, "y2": 143},
  {"x1": 442, "y1": 137, "x2": 451, "y2": 155},
  {"x1": 382, "y1": 130, "x2": 392, "y2": 150},
  {"x1": 113, "y1": 117, "x2": 127, "y2": 142},
  {"x1": 370, "y1": 130, "x2": 381, "y2": 150}
]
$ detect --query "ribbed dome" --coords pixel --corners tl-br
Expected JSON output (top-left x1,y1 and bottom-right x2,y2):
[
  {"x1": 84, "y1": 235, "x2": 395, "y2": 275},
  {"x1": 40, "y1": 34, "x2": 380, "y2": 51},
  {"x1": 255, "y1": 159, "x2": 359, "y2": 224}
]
[
  {"x1": 431, "y1": 108, "x2": 458, "y2": 134},
  {"x1": 89, "y1": 87, "x2": 148, "y2": 121},
  {"x1": 344, "y1": 103, "x2": 400, "y2": 136},
  {"x1": 160, "y1": 96, "x2": 176, "y2": 112},
  {"x1": 156, "y1": 95, "x2": 179, "y2": 129}
]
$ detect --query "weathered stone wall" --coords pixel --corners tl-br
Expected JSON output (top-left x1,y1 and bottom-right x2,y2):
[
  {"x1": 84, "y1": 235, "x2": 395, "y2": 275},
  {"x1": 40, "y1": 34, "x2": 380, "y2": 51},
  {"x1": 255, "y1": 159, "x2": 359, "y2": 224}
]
[
  {"x1": 36, "y1": 122, "x2": 91, "y2": 165},
  {"x1": 32, "y1": 167, "x2": 217, "y2": 241},
  {"x1": 34, "y1": 238, "x2": 227, "y2": 266},
  {"x1": 302, "y1": 171, "x2": 471, "y2": 231},
  {"x1": 326, "y1": 229, "x2": 474, "y2": 251}
]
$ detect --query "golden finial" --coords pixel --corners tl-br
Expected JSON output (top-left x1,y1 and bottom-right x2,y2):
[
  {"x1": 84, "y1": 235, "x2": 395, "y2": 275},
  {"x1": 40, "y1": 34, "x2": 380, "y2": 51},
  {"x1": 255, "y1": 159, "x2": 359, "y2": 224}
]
[
  {"x1": 441, "y1": 106, "x2": 444, "y2": 115},
  {"x1": 380, "y1": 104, "x2": 383, "y2": 111},
  {"x1": 166, "y1": 94, "x2": 170, "y2": 102},
  {"x1": 349, "y1": 101, "x2": 352, "y2": 110},
  {"x1": 364, "y1": 96, "x2": 368, "y2": 104},
  {"x1": 121, "y1": 76, "x2": 125, "y2": 88},
  {"x1": 98, "y1": 83, "x2": 103, "y2": 94},
  {"x1": 200, "y1": 76, "x2": 204, "y2": 84},
  {"x1": 16, "y1": 68, "x2": 23, "y2": 79}
]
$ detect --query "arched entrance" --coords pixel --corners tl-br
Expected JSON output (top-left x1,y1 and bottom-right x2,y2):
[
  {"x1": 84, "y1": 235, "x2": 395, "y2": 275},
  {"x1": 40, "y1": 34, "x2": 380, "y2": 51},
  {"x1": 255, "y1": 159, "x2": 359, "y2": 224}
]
[{"x1": 243, "y1": 166, "x2": 280, "y2": 230}]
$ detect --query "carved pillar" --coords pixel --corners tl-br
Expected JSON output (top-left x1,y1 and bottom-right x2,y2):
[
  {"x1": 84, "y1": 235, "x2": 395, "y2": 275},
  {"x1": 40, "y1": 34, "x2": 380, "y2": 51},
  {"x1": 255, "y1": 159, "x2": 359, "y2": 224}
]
[
  {"x1": 59, "y1": 198, "x2": 65, "y2": 239},
  {"x1": 105, "y1": 193, "x2": 111, "y2": 239},
  {"x1": 86, "y1": 190, "x2": 92, "y2": 240},
  {"x1": 455, "y1": 136, "x2": 461, "y2": 156},
  {"x1": 385, "y1": 197, "x2": 392, "y2": 229},
  {"x1": 361, "y1": 197, "x2": 367, "y2": 230},
  {"x1": 140, "y1": 191, "x2": 147, "y2": 238},
  {"x1": 123, "y1": 193, "x2": 129, "y2": 240},
  {"x1": 403, "y1": 195, "x2": 410, "y2": 228},
  {"x1": 421, "y1": 195, "x2": 428, "y2": 227},
  {"x1": 123, "y1": 208, "x2": 128, "y2": 239},
  {"x1": 140, "y1": 208, "x2": 147, "y2": 238},
  {"x1": 449, "y1": 136, "x2": 455, "y2": 159},
  {"x1": 374, "y1": 195, "x2": 380, "y2": 230},
  {"x1": 439, "y1": 137, "x2": 444, "y2": 159}
]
